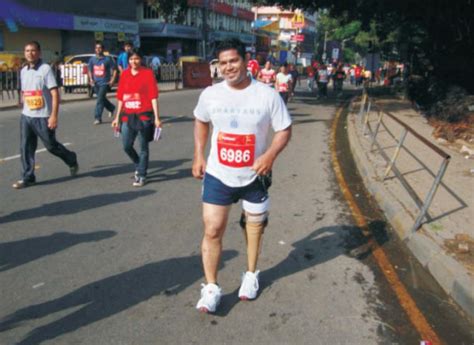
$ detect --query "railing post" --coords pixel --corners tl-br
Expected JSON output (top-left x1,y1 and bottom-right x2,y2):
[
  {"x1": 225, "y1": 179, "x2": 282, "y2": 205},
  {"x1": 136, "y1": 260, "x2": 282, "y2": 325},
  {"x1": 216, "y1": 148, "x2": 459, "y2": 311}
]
[
  {"x1": 370, "y1": 111, "x2": 384, "y2": 150},
  {"x1": 383, "y1": 127, "x2": 408, "y2": 179},
  {"x1": 358, "y1": 92, "x2": 367, "y2": 121},
  {"x1": 362, "y1": 103, "x2": 373, "y2": 136},
  {"x1": 411, "y1": 158, "x2": 450, "y2": 233}
]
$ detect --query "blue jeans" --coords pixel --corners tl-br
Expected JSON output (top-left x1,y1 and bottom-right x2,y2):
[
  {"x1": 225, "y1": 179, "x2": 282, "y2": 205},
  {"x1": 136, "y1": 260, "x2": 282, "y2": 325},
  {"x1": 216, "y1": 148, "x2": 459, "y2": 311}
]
[
  {"x1": 121, "y1": 121, "x2": 151, "y2": 178},
  {"x1": 94, "y1": 84, "x2": 115, "y2": 121},
  {"x1": 20, "y1": 114, "x2": 77, "y2": 182}
]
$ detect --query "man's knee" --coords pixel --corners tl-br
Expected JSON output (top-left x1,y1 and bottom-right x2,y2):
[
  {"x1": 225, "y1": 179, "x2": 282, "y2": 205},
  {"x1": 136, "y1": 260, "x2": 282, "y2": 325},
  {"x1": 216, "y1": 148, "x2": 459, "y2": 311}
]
[
  {"x1": 203, "y1": 217, "x2": 227, "y2": 240},
  {"x1": 240, "y1": 211, "x2": 269, "y2": 234}
]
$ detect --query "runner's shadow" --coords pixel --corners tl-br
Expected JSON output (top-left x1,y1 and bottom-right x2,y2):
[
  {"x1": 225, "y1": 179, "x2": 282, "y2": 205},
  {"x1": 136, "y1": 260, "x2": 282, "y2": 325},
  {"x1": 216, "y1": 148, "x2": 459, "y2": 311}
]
[
  {"x1": 146, "y1": 168, "x2": 192, "y2": 184},
  {"x1": 88, "y1": 159, "x2": 191, "y2": 179},
  {"x1": 0, "y1": 250, "x2": 238, "y2": 345},
  {"x1": 0, "y1": 190, "x2": 155, "y2": 225},
  {"x1": 217, "y1": 223, "x2": 387, "y2": 316},
  {"x1": 36, "y1": 159, "x2": 191, "y2": 186},
  {"x1": 0, "y1": 231, "x2": 116, "y2": 272}
]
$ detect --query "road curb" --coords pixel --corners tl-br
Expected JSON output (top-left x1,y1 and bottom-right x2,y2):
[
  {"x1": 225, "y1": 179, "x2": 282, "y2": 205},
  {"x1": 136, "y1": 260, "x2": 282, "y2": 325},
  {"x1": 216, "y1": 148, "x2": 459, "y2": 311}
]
[
  {"x1": 346, "y1": 107, "x2": 474, "y2": 319},
  {"x1": 0, "y1": 87, "x2": 189, "y2": 112}
]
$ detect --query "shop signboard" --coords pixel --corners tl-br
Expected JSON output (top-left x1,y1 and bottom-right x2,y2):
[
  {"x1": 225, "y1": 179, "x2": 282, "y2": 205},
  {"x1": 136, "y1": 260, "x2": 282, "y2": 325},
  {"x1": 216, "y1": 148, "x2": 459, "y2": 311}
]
[
  {"x1": 74, "y1": 16, "x2": 138, "y2": 34},
  {"x1": 94, "y1": 32, "x2": 104, "y2": 41},
  {"x1": 291, "y1": 13, "x2": 305, "y2": 29},
  {"x1": 139, "y1": 23, "x2": 201, "y2": 40}
]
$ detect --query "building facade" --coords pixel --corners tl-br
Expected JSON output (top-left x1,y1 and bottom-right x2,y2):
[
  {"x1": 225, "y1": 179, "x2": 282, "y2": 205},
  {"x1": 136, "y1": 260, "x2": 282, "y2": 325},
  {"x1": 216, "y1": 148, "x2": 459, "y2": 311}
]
[
  {"x1": 253, "y1": 6, "x2": 317, "y2": 65},
  {"x1": 138, "y1": 0, "x2": 255, "y2": 61},
  {"x1": 0, "y1": 0, "x2": 138, "y2": 61}
]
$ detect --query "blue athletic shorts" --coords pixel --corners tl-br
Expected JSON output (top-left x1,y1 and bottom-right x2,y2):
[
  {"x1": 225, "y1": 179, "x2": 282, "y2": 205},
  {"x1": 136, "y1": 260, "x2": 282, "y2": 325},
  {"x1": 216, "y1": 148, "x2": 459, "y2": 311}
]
[{"x1": 202, "y1": 173, "x2": 270, "y2": 213}]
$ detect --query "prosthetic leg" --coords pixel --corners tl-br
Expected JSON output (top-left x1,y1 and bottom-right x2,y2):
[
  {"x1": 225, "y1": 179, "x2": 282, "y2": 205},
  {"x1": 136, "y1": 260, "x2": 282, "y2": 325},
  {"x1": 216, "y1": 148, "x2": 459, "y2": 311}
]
[{"x1": 240, "y1": 211, "x2": 268, "y2": 272}]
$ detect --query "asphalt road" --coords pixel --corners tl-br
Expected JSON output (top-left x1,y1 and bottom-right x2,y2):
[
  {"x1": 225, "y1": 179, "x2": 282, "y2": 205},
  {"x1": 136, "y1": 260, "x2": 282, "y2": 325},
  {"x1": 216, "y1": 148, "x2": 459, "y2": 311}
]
[{"x1": 0, "y1": 87, "x2": 472, "y2": 345}]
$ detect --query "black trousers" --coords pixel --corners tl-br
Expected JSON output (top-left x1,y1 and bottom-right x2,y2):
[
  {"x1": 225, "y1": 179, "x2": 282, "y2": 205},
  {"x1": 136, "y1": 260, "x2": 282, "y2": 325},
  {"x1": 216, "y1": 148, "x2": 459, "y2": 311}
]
[{"x1": 20, "y1": 114, "x2": 77, "y2": 182}]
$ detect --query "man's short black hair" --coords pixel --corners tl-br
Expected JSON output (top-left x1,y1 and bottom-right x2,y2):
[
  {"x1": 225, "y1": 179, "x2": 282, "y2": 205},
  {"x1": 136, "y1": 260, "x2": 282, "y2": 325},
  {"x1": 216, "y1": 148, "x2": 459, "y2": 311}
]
[
  {"x1": 25, "y1": 41, "x2": 41, "y2": 51},
  {"x1": 215, "y1": 39, "x2": 246, "y2": 61},
  {"x1": 129, "y1": 48, "x2": 143, "y2": 59},
  {"x1": 124, "y1": 41, "x2": 133, "y2": 47},
  {"x1": 95, "y1": 41, "x2": 104, "y2": 49}
]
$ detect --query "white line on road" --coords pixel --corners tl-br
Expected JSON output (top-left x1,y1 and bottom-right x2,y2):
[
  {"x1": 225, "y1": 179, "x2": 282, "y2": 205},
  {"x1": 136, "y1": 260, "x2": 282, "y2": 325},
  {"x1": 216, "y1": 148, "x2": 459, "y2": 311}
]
[{"x1": 0, "y1": 143, "x2": 72, "y2": 163}]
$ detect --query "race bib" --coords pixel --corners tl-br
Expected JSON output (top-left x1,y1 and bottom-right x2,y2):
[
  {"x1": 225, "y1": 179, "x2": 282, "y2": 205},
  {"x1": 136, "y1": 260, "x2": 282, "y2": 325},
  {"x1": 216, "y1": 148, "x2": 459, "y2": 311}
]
[
  {"x1": 123, "y1": 93, "x2": 142, "y2": 110},
  {"x1": 93, "y1": 65, "x2": 105, "y2": 77},
  {"x1": 217, "y1": 132, "x2": 255, "y2": 168},
  {"x1": 23, "y1": 90, "x2": 44, "y2": 110},
  {"x1": 278, "y1": 82, "x2": 289, "y2": 92}
]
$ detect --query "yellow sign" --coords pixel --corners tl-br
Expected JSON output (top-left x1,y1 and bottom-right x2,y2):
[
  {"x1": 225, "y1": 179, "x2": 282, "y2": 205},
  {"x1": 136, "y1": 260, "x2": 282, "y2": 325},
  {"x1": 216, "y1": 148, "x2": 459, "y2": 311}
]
[
  {"x1": 260, "y1": 21, "x2": 280, "y2": 34},
  {"x1": 118, "y1": 32, "x2": 126, "y2": 42},
  {"x1": 94, "y1": 32, "x2": 104, "y2": 41},
  {"x1": 291, "y1": 13, "x2": 305, "y2": 28}
]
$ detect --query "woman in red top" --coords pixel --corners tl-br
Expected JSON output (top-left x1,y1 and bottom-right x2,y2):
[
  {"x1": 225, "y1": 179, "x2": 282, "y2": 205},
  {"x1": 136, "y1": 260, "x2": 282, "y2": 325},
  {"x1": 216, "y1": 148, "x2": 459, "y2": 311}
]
[{"x1": 112, "y1": 49, "x2": 162, "y2": 187}]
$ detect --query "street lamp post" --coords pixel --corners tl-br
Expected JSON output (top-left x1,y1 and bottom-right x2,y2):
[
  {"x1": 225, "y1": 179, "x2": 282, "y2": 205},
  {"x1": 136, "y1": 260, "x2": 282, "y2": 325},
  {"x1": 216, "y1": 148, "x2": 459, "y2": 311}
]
[
  {"x1": 202, "y1": 0, "x2": 209, "y2": 59},
  {"x1": 322, "y1": 30, "x2": 328, "y2": 63}
]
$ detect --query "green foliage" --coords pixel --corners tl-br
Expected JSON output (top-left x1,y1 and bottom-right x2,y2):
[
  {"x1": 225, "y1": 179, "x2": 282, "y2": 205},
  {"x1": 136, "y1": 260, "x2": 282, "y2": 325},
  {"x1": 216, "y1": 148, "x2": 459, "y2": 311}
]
[
  {"x1": 145, "y1": 0, "x2": 188, "y2": 23},
  {"x1": 315, "y1": 12, "x2": 381, "y2": 63},
  {"x1": 258, "y1": 0, "x2": 474, "y2": 92}
]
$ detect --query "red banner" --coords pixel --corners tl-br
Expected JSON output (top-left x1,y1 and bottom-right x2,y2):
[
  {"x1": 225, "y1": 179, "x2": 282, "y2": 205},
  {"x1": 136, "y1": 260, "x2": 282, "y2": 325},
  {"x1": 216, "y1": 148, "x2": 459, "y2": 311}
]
[
  {"x1": 187, "y1": 0, "x2": 254, "y2": 21},
  {"x1": 290, "y1": 34, "x2": 305, "y2": 42},
  {"x1": 183, "y1": 62, "x2": 213, "y2": 88}
]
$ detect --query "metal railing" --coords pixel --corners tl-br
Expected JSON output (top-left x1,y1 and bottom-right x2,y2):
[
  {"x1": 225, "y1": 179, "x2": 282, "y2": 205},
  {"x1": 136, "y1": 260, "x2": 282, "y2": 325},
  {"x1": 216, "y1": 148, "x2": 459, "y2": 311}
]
[
  {"x1": 61, "y1": 64, "x2": 89, "y2": 87},
  {"x1": 0, "y1": 63, "x2": 184, "y2": 103},
  {"x1": 0, "y1": 70, "x2": 21, "y2": 101},
  {"x1": 356, "y1": 90, "x2": 451, "y2": 233},
  {"x1": 157, "y1": 64, "x2": 181, "y2": 83}
]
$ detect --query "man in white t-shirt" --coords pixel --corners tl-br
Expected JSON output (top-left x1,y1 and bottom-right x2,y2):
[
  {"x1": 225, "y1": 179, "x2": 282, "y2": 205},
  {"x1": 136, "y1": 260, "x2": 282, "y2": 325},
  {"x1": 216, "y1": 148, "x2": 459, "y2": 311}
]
[
  {"x1": 275, "y1": 64, "x2": 293, "y2": 104},
  {"x1": 317, "y1": 64, "x2": 329, "y2": 98},
  {"x1": 257, "y1": 60, "x2": 276, "y2": 87},
  {"x1": 192, "y1": 39, "x2": 292, "y2": 313}
]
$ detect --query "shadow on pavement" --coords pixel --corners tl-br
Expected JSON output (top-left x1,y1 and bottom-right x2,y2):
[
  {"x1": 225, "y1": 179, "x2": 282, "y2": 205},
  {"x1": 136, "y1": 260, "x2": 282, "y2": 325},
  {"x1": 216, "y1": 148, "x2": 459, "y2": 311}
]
[
  {"x1": 292, "y1": 118, "x2": 330, "y2": 126},
  {"x1": 29, "y1": 159, "x2": 191, "y2": 187},
  {"x1": 147, "y1": 168, "x2": 192, "y2": 184},
  {"x1": 0, "y1": 190, "x2": 155, "y2": 225},
  {"x1": 0, "y1": 231, "x2": 116, "y2": 272},
  {"x1": 161, "y1": 115, "x2": 194, "y2": 124},
  {"x1": 88, "y1": 159, "x2": 190, "y2": 178},
  {"x1": 217, "y1": 222, "x2": 389, "y2": 316},
  {"x1": 0, "y1": 250, "x2": 238, "y2": 345}
]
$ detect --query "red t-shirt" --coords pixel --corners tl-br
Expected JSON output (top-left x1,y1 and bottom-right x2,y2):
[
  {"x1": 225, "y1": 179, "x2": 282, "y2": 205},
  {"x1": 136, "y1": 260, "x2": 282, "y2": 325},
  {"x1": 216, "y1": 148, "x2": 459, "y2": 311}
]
[
  {"x1": 247, "y1": 59, "x2": 260, "y2": 77},
  {"x1": 117, "y1": 67, "x2": 159, "y2": 114},
  {"x1": 355, "y1": 66, "x2": 362, "y2": 78},
  {"x1": 259, "y1": 68, "x2": 276, "y2": 84}
]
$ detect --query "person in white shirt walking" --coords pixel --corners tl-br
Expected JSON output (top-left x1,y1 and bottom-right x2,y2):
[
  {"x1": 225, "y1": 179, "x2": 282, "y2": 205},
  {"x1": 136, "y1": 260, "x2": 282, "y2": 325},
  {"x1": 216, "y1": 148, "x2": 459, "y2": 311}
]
[
  {"x1": 192, "y1": 39, "x2": 292, "y2": 313},
  {"x1": 275, "y1": 64, "x2": 293, "y2": 104}
]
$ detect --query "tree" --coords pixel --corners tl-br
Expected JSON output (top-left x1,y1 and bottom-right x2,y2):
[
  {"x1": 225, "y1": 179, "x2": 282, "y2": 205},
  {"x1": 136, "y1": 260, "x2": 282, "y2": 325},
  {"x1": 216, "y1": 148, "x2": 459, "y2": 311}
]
[
  {"x1": 145, "y1": 0, "x2": 188, "y2": 23},
  {"x1": 316, "y1": 12, "x2": 380, "y2": 63},
  {"x1": 257, "y1": 0, "x2": 474, "y2": 92}
]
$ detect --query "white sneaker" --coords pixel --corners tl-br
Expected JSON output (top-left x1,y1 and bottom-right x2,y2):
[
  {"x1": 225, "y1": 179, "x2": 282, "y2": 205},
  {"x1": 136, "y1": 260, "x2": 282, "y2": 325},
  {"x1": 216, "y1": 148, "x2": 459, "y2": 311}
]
[
  {"x1": 196, "y1": 283, "x2": 222, "y2": 313},
  {"x1": 238, "y1": 270, "x2": 260, "y2": 300},
  {"x1": 132, "y1": 177, "x2": 146, "y2": 187}
]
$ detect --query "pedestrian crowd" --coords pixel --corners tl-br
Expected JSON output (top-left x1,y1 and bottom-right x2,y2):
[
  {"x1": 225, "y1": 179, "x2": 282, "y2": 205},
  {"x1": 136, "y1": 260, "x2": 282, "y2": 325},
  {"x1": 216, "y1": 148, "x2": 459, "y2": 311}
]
[
  {"x1": 11, "y1": 39, "x2": 292, "y2": 314},
  {"x1": 12, "y1": 36, "x2": 409, "y2": 314}
]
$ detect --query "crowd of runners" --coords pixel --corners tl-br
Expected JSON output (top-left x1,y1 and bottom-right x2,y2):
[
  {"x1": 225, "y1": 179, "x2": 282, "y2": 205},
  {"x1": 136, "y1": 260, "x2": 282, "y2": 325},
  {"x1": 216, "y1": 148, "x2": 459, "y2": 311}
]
[{"x1": 10, "y1": 32, "x2": 411, "y2": 314}]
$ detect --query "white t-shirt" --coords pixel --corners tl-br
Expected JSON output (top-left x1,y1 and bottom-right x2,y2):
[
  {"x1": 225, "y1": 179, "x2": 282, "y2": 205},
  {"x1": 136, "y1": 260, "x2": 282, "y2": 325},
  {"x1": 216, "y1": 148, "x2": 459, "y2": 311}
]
[
  {"x1": 259, "y1": 68, "x2": 276, "y2": 85},
  {"x1": 194, "y1": 79, "x2": 292, "y2": 187},
  {"x1": 21, "y1": 62, "x2": 57, "y2": 118},
  {"x1": 276, "y1": 73, "x2": 292, "y2": 92},
  {"x1": 318, "y1": 69, "x2": 329, "y2": 83}
]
